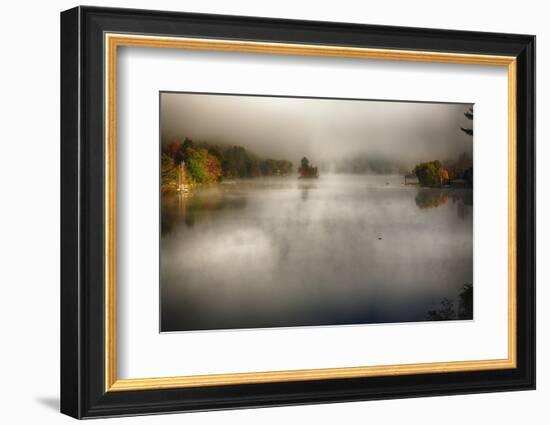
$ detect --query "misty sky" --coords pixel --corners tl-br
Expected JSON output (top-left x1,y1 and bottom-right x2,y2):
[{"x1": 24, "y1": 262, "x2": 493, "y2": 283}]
[{"x1": 160, "y1": 92, "x2": 473, "y2": 168}]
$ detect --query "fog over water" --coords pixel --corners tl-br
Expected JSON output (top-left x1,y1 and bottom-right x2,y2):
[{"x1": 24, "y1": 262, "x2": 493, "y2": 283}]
[
  {"x1": 161, "y1": 176, "x2": 473, "y2": 331},
  {"x1": 161, "y1": 92, "x2": 473, "y2": 167}
]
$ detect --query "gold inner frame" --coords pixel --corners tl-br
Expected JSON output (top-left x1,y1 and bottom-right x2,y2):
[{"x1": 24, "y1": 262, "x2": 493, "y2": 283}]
[{"x1": 104, "y1": 33, "x2": 517, "y2": 392}]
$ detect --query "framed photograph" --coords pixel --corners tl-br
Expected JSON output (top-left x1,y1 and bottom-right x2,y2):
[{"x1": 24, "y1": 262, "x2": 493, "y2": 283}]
[{"x1": 60, "y1": 6, "x2": 535, "y2": 419}]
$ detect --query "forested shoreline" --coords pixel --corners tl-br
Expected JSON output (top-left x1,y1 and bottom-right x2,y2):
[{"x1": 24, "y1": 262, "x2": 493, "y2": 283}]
[
  {"x1": 161, "y1": 139, "x2": 473, "y2": 193},
  {"x1": 413, "y1": 152, "x2": 473, "y2": 187},
  {"x1": 161, "y1": 138, "x2": 293, "y2": 192}
]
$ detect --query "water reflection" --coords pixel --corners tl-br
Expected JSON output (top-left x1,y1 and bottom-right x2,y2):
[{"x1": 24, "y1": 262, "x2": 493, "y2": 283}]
[
  {"x1": 298, "y1": 182, "x2": 317, "y2": 202},
  {"x1": 161, "y1": 175, "x2": 473, "y2": 332},
  {"x1": 162, "y1": 185, "x2": 247, "y2": 233},
  {"x1": 415, "y1": 188, "x2": 473, "y2": 220}
]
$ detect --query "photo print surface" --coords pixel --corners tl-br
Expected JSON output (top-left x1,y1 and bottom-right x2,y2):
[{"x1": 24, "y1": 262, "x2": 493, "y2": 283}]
[{"x1": 160, "y1": 92, "x2": 474, "y2": 332}]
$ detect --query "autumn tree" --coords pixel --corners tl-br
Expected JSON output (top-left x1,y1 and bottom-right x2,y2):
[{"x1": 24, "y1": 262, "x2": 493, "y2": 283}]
[
  {"x1": 439, "y1": 168, "x2": 450, "y2": 185},
  {"x1": 161, "y1": 153, "x2": 178, "y2": 191},
  {"x1": 414, "y1": 160, "x2": 442, "y2": 186},
  {"x1": 206, "y1": 155, "x2": 222, "y2": 181},
  {"x1": 186, "y1": 148, "x2": 222, "y2": 183}
]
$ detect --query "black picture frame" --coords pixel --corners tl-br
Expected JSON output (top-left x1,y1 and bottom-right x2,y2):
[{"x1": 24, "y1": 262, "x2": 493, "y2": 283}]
[{"x1": 61, "y1": 5, "x2": 535, "y2": 419}]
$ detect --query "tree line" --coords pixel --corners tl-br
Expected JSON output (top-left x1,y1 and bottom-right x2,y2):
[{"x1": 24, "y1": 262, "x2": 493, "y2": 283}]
[
  {"x1": 161, "y1": 138, "x2": 293, "y2": 191},
  {"x1": 413, "y1": 152, "x2": 473, "y2": 187}
]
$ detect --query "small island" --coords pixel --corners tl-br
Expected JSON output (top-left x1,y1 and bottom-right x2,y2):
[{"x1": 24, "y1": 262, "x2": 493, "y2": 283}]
[{"x1": 298, "y1": 156, "x2": 319, "y2": 179}]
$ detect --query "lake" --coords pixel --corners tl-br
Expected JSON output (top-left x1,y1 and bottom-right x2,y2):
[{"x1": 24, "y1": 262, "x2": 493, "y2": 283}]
[{"x1": 160, "y1": 174, "x2": 473, "y2": 332}]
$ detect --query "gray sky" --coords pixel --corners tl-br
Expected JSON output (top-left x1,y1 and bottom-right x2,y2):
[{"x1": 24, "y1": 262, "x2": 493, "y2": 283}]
[{"x1": 160, "y1": 92, "x2": 473, "y2": 167}]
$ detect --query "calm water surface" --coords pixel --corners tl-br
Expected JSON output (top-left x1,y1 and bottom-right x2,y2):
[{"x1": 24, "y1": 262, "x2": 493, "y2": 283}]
[{"x1": 161, "y1": 174, "x2": 473, "y2": 331}]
